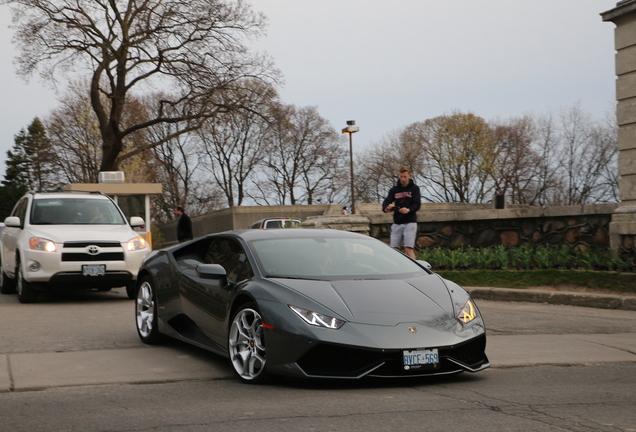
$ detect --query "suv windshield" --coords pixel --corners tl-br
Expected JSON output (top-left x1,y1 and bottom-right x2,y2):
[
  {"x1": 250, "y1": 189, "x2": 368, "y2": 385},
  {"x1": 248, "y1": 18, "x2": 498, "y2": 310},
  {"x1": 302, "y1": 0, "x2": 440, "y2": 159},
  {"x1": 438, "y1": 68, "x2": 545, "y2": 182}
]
[{"x1": 30, "y1": 198, "x2": 126, "y2": 225}]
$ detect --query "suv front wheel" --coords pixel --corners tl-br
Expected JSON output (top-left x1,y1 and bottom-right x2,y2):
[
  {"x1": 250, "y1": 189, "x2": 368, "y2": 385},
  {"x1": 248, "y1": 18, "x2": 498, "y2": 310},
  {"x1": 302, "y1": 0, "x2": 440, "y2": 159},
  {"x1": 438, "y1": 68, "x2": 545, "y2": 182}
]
[
  {"x1": 0, "y1": 264, "x2": 16, "y2": 295},
  {"x1": 16, "y1": 258, "x2": 38, "y2": 303},
  {"x1": 126, "y1": 282, "x2": 137, "y2": 299}
]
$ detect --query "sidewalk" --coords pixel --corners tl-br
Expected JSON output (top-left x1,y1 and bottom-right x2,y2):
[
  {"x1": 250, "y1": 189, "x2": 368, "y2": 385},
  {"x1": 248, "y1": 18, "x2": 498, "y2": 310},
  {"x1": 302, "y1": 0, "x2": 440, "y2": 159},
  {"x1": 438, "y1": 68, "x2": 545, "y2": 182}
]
[
  {"x1": 0, "y1": 346, "x2": 235, "y2": 392},
  {"x1": 466, "y1": 286, "x2": 636, "y2": 311},
  {"x1": 2, "y1": 332, "x2": 635, "y2": 392}
]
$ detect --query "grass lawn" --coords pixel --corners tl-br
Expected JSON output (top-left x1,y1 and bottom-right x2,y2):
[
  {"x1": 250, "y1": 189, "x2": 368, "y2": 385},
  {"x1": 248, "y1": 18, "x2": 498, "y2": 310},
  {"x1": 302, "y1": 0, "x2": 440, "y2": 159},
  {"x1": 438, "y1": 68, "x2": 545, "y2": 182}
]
[{"x1": 435, "y1": 269, "x2": 636, "y2": 295}]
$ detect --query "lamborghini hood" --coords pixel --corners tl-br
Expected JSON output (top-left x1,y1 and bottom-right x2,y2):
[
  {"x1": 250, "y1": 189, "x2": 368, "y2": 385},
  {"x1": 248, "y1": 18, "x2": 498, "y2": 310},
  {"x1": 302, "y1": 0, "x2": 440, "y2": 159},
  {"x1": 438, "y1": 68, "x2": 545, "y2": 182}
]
[{"x1": 274, "y1": 274, "x2": 455, "y2": 326}]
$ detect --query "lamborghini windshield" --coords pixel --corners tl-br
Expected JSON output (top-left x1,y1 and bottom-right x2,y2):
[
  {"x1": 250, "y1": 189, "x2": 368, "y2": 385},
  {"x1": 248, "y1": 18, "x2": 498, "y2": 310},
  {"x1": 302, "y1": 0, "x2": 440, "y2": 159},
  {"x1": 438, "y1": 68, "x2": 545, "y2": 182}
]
[{"x1": 250, "y1": 236, "x2": 427, "y2": 279}]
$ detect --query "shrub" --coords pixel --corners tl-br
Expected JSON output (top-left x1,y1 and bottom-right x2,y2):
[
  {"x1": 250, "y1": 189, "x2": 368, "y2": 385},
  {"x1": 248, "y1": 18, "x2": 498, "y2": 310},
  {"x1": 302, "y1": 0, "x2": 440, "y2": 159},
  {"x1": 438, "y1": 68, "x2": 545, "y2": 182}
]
[{"x1": 417, "y1": 245, "x2": 634, "y2": 272}]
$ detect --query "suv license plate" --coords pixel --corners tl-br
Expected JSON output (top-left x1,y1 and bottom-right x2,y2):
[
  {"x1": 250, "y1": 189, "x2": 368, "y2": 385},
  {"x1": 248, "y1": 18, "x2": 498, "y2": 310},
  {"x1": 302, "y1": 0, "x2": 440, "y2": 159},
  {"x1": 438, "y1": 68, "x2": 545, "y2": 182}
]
[
  {"x1": 82, "y1": 264, "x2": 106, "y2": 276},
  {"x1": 403, "y1": 348, "x2": 439, "y2": 370}
]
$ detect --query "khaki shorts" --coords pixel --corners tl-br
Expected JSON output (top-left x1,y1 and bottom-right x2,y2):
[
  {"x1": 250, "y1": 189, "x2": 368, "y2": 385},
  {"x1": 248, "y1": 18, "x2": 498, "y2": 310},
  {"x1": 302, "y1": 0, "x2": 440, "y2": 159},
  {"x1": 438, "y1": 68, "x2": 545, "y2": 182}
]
[{"x1": 390, "y1": 222, "x2": 417, "y2": 249}]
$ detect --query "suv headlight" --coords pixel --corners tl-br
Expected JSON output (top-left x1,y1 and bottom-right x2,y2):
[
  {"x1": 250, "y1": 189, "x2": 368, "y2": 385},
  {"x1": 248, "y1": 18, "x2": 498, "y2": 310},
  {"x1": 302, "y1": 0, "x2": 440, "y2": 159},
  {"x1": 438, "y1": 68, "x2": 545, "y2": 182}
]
[
  {"x1": 29, "y1": 237, "x2": 57, "y2": 252},
  {"x1": 127, "y1": 236, "x2": 147, "y2": 251}
]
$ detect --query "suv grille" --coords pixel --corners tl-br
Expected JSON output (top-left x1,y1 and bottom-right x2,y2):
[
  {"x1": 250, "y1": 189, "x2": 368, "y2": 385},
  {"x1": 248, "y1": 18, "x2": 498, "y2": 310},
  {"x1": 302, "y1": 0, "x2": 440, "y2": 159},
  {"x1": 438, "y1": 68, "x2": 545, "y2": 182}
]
[
  {"x1": 61, "y1": 241, "x2": 125, "y2": 262},
  {"x1": 63, "y1": 241, "x2": 121, "y2": 248},
  {"x1": 62, "y1": 252, "x2": 125, "y2": 262}
]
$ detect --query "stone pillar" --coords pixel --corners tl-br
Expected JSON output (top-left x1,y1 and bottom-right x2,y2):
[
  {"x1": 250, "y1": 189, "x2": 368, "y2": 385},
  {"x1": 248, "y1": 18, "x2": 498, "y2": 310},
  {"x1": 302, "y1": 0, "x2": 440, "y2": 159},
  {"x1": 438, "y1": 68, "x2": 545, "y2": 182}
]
[{"x1": 602, "y1": 1, "x2": 636, "y2": 260}]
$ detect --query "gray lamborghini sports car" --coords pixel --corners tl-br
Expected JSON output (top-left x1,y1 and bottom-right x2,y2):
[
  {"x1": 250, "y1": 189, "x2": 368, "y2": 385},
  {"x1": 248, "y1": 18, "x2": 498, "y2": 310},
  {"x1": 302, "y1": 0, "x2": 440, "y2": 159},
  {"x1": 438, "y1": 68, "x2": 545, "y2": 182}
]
[{"x1": 134, "y1": 229, "x2": 489, "y2": 383}]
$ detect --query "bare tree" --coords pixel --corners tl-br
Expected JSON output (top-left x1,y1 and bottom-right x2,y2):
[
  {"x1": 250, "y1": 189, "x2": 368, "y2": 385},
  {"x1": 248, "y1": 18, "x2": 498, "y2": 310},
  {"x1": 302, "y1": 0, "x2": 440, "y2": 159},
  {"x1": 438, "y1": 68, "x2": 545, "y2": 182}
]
[
  {"x1": 45, "y1": 84, "x2": 103, "y2": 183},
  {"x1": 553, "y1": 104, "x2": 618, "y2": 205},
  {"x1": 147, "y1": 120, "x2": 222, "y2": 222},
  {"x1": 491, "y1": 116, "x2": 544, "y2": 205},
  {"x1": 356, "y1": 132, "x2": 426, "y2": 204},
  {"x1": 45, "y1": 81, "x2": 153, "y2": 184},
  {"x1": 521, "y1": 113, "x2": 563, "y2": 206},
  {"x1": 252, "y1": 104, "x2": 347, "y2": 205},
  {"x1": 413, "y1": 112, "x2": 498, "y2": 203},
  {"x1": 355, "y1": 141, "x2": 395, "y2": 204},
  {"x1": 592, "y1": 112, "x2": 620, "y2": 203},
  {"x1": 197, "y1": 82, "x2": 276, "y2": 207},
  {"x1": 6, "y1": 0, "x2": 279, "y2": 173}
]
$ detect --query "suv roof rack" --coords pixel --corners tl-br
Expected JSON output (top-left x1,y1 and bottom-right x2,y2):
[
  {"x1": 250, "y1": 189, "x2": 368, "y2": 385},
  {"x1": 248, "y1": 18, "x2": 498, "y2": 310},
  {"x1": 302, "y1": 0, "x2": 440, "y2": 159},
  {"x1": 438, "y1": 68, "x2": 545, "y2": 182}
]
[{"x1": 30, "y1": 190, "x2": 107, "y2": 196}]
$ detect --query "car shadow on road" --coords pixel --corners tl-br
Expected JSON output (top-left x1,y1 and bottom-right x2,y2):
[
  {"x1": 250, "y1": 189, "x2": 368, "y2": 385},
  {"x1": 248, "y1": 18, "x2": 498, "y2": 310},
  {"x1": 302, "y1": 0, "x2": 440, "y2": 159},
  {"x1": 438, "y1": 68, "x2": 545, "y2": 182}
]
[
  {"x1": 275, "y1": 371, "x2": 486, "y2": 390},
  {"x1": 29, "y1": 288, "x2": 132, "y2": 304}
]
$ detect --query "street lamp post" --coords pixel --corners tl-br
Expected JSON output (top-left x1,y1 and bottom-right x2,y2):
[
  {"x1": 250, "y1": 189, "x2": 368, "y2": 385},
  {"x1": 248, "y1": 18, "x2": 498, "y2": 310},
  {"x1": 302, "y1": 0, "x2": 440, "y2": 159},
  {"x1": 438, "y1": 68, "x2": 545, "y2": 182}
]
[{"x1": 342, "y1": 120, "x2": 359, "y2": 214}]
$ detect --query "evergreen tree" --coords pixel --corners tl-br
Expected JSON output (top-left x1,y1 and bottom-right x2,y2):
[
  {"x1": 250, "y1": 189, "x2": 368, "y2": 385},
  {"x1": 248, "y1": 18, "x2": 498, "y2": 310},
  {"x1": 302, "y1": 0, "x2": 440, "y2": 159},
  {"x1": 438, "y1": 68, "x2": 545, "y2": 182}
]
[
  {"x1": 0, "y1": 145, "x2": 29, "y2": 218},
  {"x1": 0, "y1": 118, "x2": 54, "y2": 218},
  {"x1": 18, "y1": 117, "x2": 54, "y2": 191}
]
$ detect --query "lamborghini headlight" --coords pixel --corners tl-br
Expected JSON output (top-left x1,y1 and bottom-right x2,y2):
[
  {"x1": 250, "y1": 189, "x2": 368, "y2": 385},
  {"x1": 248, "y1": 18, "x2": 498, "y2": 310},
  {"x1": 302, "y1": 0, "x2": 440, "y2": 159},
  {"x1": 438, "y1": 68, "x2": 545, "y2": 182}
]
[
  {"x1": 127, "y1": 236, "x2": 147, "y2": 251},
  {"x1": 29, "y1": 237, "x2": 57, "y2": 252},
  {"x1": 457, "y1": 299, "x2": 477, "y2": 324},
  {"x1": 289, "y1": 305, "x2": 345, "y2": 329}
]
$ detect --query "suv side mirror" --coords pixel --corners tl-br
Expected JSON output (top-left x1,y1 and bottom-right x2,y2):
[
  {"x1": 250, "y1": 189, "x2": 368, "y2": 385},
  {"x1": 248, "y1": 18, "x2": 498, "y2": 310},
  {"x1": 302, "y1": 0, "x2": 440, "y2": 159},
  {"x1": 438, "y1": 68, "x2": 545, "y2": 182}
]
[
  {"x1": 4, "y1": 216, "x2": 21, "y2": 228},
  {"x1": 130, "y1": 217, "x2": 145, "y2": 228}
]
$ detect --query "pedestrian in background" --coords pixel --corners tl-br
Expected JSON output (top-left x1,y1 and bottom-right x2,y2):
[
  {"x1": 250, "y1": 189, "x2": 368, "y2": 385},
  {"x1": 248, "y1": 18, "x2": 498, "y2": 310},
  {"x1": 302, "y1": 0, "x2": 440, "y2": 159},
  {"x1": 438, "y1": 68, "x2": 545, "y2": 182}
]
[
  {"x1": 382, "y1": 166, "x2": 421, "y2": 259},
  {"x1": 174, "y1": 205, "x2": 193, "y2": 242}
]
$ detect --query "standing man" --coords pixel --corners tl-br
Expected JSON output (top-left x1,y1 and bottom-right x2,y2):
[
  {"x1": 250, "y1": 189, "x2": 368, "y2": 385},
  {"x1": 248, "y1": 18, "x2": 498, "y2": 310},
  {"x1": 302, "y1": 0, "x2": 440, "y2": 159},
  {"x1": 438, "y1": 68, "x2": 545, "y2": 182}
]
[
  {"x1": 174, "y1": 205, "x2": 193, "y2": 242},
  {"x1": 382, "y1": 166, "x2": 421, "y2": 259}
]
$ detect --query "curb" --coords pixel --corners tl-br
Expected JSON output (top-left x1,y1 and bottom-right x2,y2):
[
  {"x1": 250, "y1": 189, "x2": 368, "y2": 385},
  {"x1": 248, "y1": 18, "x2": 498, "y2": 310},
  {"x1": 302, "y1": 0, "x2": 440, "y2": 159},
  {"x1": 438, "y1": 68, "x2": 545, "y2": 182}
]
[{"x1": 465, "y1": 287, "x2": 636, "y2": 311}]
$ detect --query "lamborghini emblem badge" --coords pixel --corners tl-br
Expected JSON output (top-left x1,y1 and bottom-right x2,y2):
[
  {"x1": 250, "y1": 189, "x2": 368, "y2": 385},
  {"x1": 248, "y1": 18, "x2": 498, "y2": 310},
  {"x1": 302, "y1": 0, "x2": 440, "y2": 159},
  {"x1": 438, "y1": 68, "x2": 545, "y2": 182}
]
[{"x1": 407, "y1": 326, "x2": 417, "y2": 334}]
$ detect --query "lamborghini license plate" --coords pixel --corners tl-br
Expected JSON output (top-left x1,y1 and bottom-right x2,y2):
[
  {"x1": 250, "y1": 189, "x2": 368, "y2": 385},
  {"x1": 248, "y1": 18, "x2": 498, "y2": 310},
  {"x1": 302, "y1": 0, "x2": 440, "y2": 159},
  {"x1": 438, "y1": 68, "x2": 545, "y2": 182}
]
[{"x1": 403, "y1": 348, "x2": 439, "y2": 370}]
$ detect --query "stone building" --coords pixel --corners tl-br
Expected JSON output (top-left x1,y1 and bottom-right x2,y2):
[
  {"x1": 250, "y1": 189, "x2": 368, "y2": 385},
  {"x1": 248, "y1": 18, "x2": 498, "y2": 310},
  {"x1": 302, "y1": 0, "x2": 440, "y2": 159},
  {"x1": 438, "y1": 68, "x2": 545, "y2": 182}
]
[{"x1": 602, "y1": 1, "x2": 636, "y2": 259}]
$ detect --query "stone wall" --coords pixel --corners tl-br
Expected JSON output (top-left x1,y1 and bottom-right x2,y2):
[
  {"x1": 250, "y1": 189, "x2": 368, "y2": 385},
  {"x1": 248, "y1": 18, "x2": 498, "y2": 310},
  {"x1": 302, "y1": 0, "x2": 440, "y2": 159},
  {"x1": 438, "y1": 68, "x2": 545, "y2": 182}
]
[
  {"x1": 324, "y1": 203, "x2": 634, "y2": 261},
  {"x1": 155, "y1": 202, "x2": 635, "y2": 263},
  {"x1": 367, "y1": 204, "x2": 617, "y2": 252}
]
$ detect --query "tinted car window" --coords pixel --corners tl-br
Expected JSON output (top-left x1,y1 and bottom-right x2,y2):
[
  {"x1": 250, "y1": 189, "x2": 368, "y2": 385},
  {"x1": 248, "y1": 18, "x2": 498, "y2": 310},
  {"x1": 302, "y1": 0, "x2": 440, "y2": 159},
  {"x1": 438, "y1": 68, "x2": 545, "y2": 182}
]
[
  {"x1": 204, "y1": 238, "x2": 253, "y2": 282},
  {"x1": 12, "y1": 197, "x2": 28, "y2": 222}
]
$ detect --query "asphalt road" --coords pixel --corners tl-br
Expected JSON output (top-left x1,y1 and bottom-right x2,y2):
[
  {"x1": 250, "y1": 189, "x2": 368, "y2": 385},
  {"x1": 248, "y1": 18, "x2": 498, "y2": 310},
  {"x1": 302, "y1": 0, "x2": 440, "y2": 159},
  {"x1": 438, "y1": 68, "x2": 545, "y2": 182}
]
[
  {"x1": 1, "y1": 286, "x2": 635, "y2": 388},
  {"x1": 0, "y1": 287, "x2": 635, "y2": 431},
  {"x1": 0, "y1": 363, "x2": 634, "y2": 432}
]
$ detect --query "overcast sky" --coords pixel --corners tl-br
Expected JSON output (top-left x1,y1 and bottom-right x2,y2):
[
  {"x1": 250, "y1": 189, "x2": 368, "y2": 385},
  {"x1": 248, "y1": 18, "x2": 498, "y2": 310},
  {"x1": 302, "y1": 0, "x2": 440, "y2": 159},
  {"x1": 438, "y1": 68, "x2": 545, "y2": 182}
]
[{"x1": 0, "y1": 0, "x2": 621, "y2": 174}]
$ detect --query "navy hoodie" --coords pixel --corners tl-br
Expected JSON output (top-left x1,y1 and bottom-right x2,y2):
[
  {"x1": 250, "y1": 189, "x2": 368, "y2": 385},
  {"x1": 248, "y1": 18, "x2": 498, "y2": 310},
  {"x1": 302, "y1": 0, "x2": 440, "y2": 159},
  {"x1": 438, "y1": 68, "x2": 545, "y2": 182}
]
[{"x1": 382, "y1": 178, "x2": 421, "y2": 224}]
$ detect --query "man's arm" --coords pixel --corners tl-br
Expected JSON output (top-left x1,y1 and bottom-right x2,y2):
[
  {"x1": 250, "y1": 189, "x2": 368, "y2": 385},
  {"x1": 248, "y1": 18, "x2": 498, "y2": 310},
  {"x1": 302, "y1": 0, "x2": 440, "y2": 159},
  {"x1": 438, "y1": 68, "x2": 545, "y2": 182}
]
[
  {"x1": 381, "y1": 187, "x2": 395, "y2": 212},
  {"x1": 410, "y1": 185, "x2": 422, "y2": 213}
]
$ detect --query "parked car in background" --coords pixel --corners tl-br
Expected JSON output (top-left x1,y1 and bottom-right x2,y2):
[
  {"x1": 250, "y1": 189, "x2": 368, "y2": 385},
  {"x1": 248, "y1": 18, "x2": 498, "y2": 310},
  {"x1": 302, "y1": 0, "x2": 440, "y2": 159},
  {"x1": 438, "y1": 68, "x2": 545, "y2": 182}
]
[
  {"x1": 0, "y1": 191, "x2": 149, "y2": 303},
  {"x1": 249, "y1": 217, "x2": 301, "y2": 229}
]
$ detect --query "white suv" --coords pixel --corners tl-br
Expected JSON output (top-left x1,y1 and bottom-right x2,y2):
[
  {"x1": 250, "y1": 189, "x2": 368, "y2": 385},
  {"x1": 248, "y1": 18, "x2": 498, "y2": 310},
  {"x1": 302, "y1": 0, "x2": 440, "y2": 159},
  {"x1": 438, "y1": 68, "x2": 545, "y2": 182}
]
[{"x1": 0, "y1": 191, "x2": 149, "y2": 303}]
